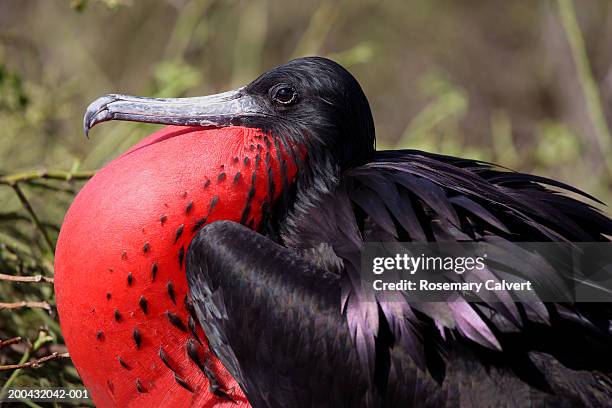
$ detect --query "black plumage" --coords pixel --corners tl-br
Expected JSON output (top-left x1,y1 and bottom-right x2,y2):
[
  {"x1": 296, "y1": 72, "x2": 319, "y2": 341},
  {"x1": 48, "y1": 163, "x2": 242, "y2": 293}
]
[
  {"x1": 84, "y1": 56, "x2": 612, "y2": 407},
  {"x1": 184, "y1": 58, "x2": 612, "y2": 408}
]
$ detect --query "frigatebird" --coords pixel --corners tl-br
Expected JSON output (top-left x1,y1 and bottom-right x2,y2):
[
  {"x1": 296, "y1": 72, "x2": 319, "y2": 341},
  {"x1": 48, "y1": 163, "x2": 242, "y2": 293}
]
[{"x1": 55, "y1": 57, "x2": 612, "y2": 407}]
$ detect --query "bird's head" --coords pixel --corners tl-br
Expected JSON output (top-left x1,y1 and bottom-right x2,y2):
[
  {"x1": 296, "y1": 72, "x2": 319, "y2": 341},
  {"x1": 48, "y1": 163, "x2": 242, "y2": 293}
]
[
  {"x1": 85, "y1": 56, "x2": 375, "y2": 170},
  {"x1": 56, "y1": 57, "x2": 373, "y2": 407}
]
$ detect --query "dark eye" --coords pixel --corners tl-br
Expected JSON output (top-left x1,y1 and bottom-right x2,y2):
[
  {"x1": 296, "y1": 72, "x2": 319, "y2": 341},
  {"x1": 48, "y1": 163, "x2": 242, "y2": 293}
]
[{"x1": 272, "y1": 86, "x2": 297, "y2": 105}]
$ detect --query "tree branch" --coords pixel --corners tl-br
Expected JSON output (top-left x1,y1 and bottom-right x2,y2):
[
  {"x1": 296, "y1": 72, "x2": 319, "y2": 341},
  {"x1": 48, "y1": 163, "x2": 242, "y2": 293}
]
[
  {"x1": 0, "y1": 337, "x2": 22, "y2": 348},
  {"x1": 0, "y1": 301, "x2": 52, "y2": 311},
  {"x1": 0, "y1": 352, "x2": 70, "y2": 371},
  {"x1": 0, "y1": 170, "x2": 95, "y2": 186},
  {"x1": 0, "y1": 273, "x2": 53, "y2": 284},
  {"x1": 0, "y1": 331, "x2": 55, "y2": 395}
]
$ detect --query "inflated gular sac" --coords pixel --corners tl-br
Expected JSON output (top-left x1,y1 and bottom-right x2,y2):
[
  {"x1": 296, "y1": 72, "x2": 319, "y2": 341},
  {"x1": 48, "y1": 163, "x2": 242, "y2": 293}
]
[{"x1": 55, "y1": 126, "x2": 298, "y2": 408}]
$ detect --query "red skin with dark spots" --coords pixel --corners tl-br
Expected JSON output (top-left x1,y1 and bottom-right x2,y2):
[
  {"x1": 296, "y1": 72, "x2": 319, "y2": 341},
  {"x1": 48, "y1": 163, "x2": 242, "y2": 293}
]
[{"x1": 55, "y1": 126, "x2": 299, "y2": 408}]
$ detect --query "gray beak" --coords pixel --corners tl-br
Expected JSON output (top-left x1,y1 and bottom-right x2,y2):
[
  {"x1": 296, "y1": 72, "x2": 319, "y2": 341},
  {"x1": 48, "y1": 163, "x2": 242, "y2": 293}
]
[{"x1": 83, "y1": 88, "x2": 263, "y2": 137}]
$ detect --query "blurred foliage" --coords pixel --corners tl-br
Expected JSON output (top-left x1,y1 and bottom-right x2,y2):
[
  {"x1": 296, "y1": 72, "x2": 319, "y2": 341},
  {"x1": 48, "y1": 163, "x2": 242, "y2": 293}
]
[
  {"x1": 0, "y1": 64, "x2": 29, "y2": 111},
  {"x1": 1, "y1": 0, "x2": 612, "y2": 400}
]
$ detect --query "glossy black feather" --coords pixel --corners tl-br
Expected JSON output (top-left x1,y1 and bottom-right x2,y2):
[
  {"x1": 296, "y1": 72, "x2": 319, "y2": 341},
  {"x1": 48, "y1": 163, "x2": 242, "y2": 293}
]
[
  {"x1": 183, "y1": 57, "x2": 612, "y2": 408},
  {"x1": 276, "y1": 149, "x2": 612, "y2": 406},
  {"x1": 187, "y1": 221, "x2": 372, "y2": 408}
]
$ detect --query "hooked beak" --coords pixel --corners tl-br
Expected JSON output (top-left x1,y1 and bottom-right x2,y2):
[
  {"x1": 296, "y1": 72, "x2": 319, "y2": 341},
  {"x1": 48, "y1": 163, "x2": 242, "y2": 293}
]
[{"x1": 83, "y1": 88, "x2": 263, "y2": 137}]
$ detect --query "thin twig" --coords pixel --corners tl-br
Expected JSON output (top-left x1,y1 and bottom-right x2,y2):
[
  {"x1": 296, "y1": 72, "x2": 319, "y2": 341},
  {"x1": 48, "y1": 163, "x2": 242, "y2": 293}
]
[
  {"x1": 0, "y1": 301, "x2": 52, "y2": 311},
  {"x1": 11, "y1": 184, "x2": 55, "y2": 254},
  {"x1": 0, "y1": 170, "x2": 95, "y2": 186},
  {"x1": 0, "y1": 337, "x2": 22, "y2": 348},
  {"x1": 0, "y1": 331, "x2": 54, "y2": 396},
  {"x1": 0, "y1": 352, "x2": 69, "y2": 371},
  {"x1": 0, "y1": 273, "x2": 53, "y2": 284}
]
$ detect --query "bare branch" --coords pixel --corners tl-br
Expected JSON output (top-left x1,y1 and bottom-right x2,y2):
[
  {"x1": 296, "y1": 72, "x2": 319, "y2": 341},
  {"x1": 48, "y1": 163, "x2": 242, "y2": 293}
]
[
  {"x1": 0, "y1": 337, "x2": 22, "y2": 348},
  {"x1": 0, "y1": 273, "x2": 53, "y2": 284},
  {"x1": 0, "y1": 301, "x2": 52, "y2": 311},
  {"x1": 0, "y1": 352, "x2": 70, "y2": 371},
  {"x1": 0, "y1": 170, "x2": 96, "y2": 186}
]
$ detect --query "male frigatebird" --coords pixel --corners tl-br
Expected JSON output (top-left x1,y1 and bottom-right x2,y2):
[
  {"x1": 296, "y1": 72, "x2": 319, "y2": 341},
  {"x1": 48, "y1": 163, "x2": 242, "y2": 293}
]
[{"x1": 55, "y1": 57, "x2": 612, "y2": 407}]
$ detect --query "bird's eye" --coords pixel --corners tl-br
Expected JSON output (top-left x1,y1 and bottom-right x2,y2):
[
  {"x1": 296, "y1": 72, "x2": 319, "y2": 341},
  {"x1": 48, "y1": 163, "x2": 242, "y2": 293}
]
[{"x1": 272, "y1": 86, "x2": 298, "y2": 105}]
